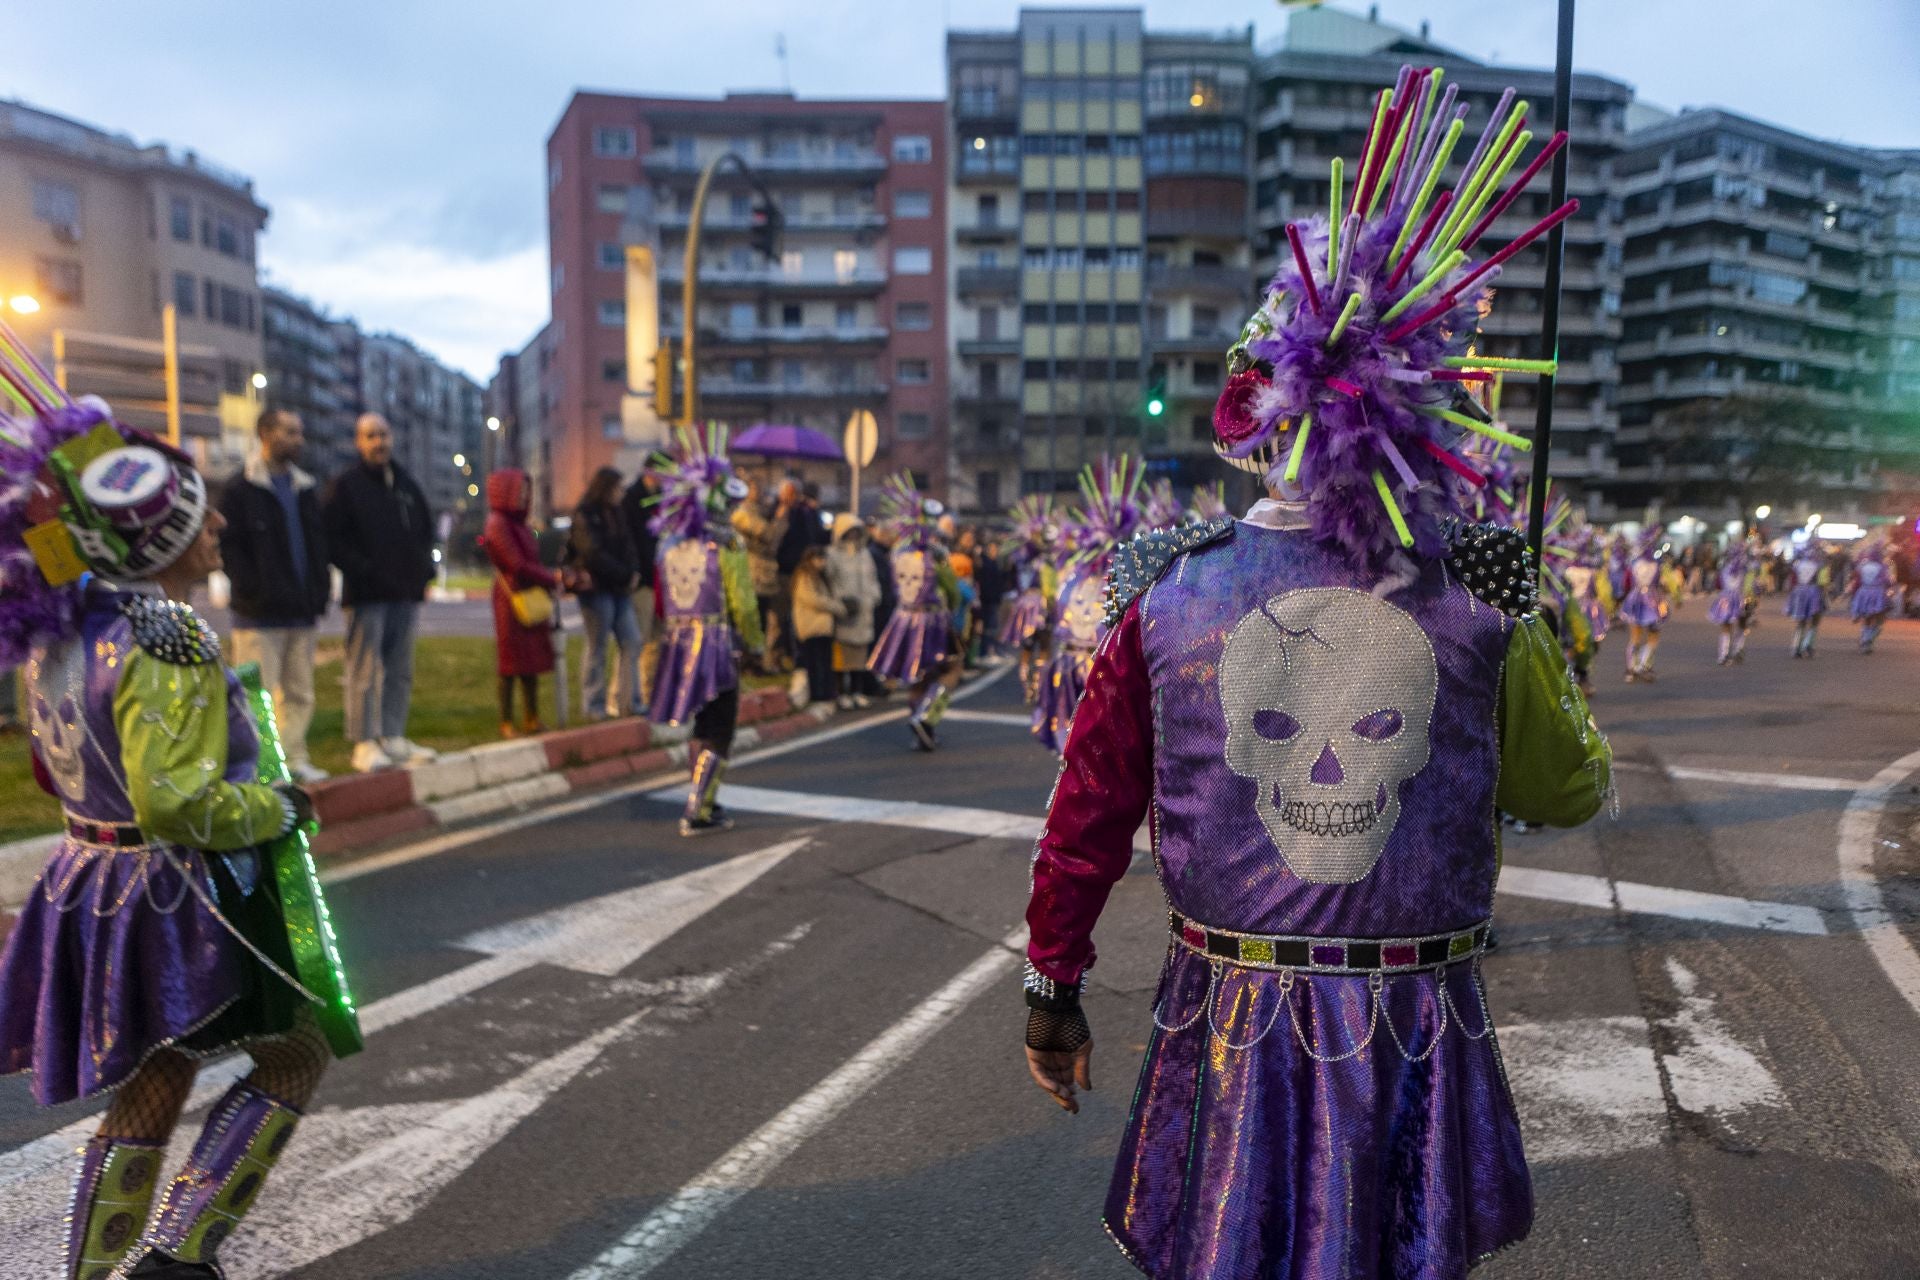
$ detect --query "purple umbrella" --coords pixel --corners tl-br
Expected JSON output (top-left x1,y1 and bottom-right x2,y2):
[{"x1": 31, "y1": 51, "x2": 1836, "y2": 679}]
[{"x1": 731, "y1": 423, "x2": 843, "y2": 462}]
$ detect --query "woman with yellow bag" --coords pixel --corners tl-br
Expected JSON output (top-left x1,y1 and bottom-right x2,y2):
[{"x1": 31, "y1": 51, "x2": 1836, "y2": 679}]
[{"x1": 483, "y1": 467, "x2": 561, "y2": 737}]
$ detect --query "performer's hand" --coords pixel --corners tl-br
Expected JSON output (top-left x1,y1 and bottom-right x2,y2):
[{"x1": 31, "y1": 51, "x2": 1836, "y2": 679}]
[
  {"x1": 276, "y1": 784, "x2": 315, "y2": 829},
  {"x1": 1025, "y1": 1041, "x2": 1093, "y2": 1114}
]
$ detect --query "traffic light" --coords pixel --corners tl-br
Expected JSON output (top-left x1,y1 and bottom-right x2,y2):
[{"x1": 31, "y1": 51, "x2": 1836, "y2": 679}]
[
  {"x1": 653, "y1": 340, "x2": 675, "y2": 419},
  {"x1": 749, "y1": 189, "x2": 784, "y2": 263},
  {"x1": 1146, "y1": 394, "x2": 1165, "y2": 418},
  {"x1": 1145, "y1": 363, "x2": 1167, "y2": 419}
]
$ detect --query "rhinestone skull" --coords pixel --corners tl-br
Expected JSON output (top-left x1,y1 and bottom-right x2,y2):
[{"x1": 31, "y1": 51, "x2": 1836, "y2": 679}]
[
  {"x1": 1220, "y1": 587, "x2": 1438, "y2": 884},
  {"x1": 664, "y1": 539, "x2": 710, "y2": 612},
  {"x1": 895, "y1": 549, "x2": 928, "y2": 605}
]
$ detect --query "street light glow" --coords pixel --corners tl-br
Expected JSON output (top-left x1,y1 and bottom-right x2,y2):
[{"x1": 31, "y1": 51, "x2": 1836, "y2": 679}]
[
  {"x1": 468, "y1": 483, "x2": 480, "y2": 497},
  {"x1": 1190, "y1": 92, "x2": 1206, "y2": 107},
  {"x1": 486, "y1": 416, "x2": 501, "y2": 431},
  {"x1": 7, "y1": 295, "x2": 40, "y2": 315},
  {"x1": 972, "y1": 136, "x2": 986, "y2": 151},
  {"x1": 250, "y1": 372, "x2": 268, "y2": 390},
  {"x1": 1755, "y1": 504, "x2": 1772, "y2": 519},
  {"x1": 452, "y1": 453, "x2": 466, "y2": 468}
]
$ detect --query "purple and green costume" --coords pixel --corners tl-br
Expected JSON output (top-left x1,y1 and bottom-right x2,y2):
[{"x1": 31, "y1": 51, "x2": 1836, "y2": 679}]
[
  {"x1": 870, "y1": 540, "x2": 955, "y2": 684},
  {"x1": 649, "y1": 533, "x2": 754, "y2": 728},
  {"x1": 1785, "y1": 553, "x2": 1828, "y2": 622}
]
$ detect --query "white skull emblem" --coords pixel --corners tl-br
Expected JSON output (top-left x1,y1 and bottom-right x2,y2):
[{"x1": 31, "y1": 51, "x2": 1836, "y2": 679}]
[
  {"x1": 1630, "y1": 558, "x2": 1659, "y2": 590},
  {"x1": 1062, "y1": 575, "x2": 1105, "y2": 646},
  {"x1": 1564, "y1": 564, "x2": 1594, "y2": 599},
  {"x1": 1221, "y1": 588, "x2": 1437, "y2": 884},
  {"x1": 895, "y1": 549, "x2": 928, "y2": 604},
  {"x1": 664, "y1": 540, "x2": 710, "y2": 612}
]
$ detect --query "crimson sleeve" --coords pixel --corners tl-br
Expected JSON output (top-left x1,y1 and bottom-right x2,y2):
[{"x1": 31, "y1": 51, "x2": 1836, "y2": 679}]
[{"x1": 1024, "y1": 596, "x2": 1154, "y2": 991}]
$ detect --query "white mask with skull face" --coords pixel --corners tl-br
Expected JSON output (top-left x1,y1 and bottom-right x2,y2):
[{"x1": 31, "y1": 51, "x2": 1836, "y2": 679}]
[
  {"x1": 1062, "y1": 574, "x2": 1105, "y2": 647},
  {"x1": 664, "y1": 539, "x2": 711, "y2": 612},
  {"x1": 1221, "y1": 588, "x2": 1438, "y2": 884},
  {"x1": 895, "y1": 549, "x2": 928, "y2": 604}
]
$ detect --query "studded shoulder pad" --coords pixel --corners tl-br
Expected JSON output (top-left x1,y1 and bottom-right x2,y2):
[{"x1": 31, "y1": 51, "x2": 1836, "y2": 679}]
[
  {"x1": 121, "y1": 594, "x2": 222, "y2": 665},
  {"x1": 1444, "y1": 521, "x2": 1538, "y2": 618},
  {"x1": 1104, "y1": 516, "x2": 1236, "y2": 625}
]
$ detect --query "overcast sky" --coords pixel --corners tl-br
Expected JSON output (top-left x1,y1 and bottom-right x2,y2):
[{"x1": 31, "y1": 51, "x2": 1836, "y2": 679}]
[{"x1": 9, "y1": 1, "x2": 1914, "y2": 380}]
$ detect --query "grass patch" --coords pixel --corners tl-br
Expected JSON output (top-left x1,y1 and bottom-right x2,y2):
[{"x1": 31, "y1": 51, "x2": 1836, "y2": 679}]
[{"x1": 0, "y1": 637, "x2": 785, "y2": 846}]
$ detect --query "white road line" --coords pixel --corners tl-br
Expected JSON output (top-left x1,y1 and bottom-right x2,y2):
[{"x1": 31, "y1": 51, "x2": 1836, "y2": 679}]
[
  {"x1": 1615, "y1": 761, "x2": 1862, "y2": 793},
  {"x1": 568, "y1": 928, "x2": 1027, "y2": 1280},
  {"x1": 942, "y1": 709, "x2": 1035, "y2": 727},
  {"x1": 1837, "y1": 747, "x2": 1920, "y2": 1019},
  {"x1": 644, "y1": 786, "x2": 1826, "y2": 935}
]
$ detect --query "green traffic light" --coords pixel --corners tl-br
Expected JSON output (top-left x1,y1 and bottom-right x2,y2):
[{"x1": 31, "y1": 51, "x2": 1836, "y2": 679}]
[{"x1": 1146, "y1": 397, "x2": 1165, "y2": 417}]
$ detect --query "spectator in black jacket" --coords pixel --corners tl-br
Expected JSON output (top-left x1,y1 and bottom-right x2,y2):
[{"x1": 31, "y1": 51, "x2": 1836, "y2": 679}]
[
  {"x1": 570, "y1": 466, "x2": 642, "y2": 720},
  {"x1": 322, "y1": 413, "x2": 439, "y2": 772},
  {"x1": 220, "y1": 409, "x2": 332, "y2": 781},
  {"x1": 620, "y1": 470, "x2": 663, "y2": 702}
]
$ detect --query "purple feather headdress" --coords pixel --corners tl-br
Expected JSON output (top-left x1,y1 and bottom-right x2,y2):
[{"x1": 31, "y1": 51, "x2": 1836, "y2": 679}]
[
  {"x1": 877, "y1": 472, "x2": 942, "y2": 550},
  {"x1": 1006, "y1": 494, "x2": 1054, "y2": 567},
  {"x1": 1207, "y1": 66, "x2": 1577, "y2": 577},
  {"x1": 646, "y1": 422, "x2": 741, "y2": 541},
  {"x1": 1190, "y1": 481, "x2": 1230, "y2": 523},
  {"x1": 1065, "y1": 456, "x2": 1145, "y2": 572},
  {"x1": 1143, "y1": 478, "x2": 1184, "y2": 531}
]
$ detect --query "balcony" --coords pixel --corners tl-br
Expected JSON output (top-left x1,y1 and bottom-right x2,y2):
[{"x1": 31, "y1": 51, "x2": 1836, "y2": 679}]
[
  {"x1": 956, "y1": 265, "x2": 1019, "y2": 296},
  {"x1": 675, "y1": 323, "x2": 891, "y2": 349},
  {"x1": 955, "y1": 157, "x2": 1021, "y2": 185},
  {"x1": 657, "y1": 209, "x2": 887, "y2": 234},
  {"x1": 957, "y1": 336, "x2": 1020, "y2": 357},
  {"x1": 697, "y1": 376, "x2": 889, "y2": 401},
  {"x1": 955, "y1": 217, "x2": 1018, "y2": 242},
  {"x1": 1145, "y1": 205, "x2": 1250, "y2": 241},
  {"x1": 657, "y1": 262, "x2": 888, "y2": 294},
  {"x1": 953, "y1": 375, "x2": 1018, "y2": 410},
  {"x1": 643, "y1": 149, "x2": 887, "y2": 177},
  {"x1": 953, "y1": 90, "x2": 1017, "y2": 121},
  {"x1": 1148, "y1": 330, "x2": 1239, "y2": 356},
  {"x1": 1146, "y1": 263, "x2": 1257, "y2": 299}
]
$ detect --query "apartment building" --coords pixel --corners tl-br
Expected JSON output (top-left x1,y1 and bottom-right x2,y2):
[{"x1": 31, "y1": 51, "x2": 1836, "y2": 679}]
[
  {"x1": 352, "y1": 332, "x2": 487, "y2": 519},
  {"x1": 544, "y1": 90, "x2": 948, "y2": 512},
  {"x1": 946, "y1": 10, "x2": 1254, "y2": 509},
  {"x1": 0, "y1": 99, "x2": 269, "y2": 475},
  {"x1": 262, "y1": 287, "x2": 358, "y2": 480},
  {"x1": 1253, "y1": 7, "x2": 1633, "y2": 516}
]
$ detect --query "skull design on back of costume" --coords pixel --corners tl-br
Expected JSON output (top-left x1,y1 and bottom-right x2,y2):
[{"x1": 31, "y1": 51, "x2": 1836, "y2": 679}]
[
  {"x1": 895, "y1": 549, "x2": 928, "y2": 605},
  {"x1": 1565, "y1": 564, "x2": 1595, "y2": 598},
  {"x1": 1630, "y1": 558, "x2": 1659, "y2": 590},
  {"x1": 1061, "y1": 574, "x2": 1105, "y2": 647},
  {"x1": 664, "y1": 539, "x2": 711, "y2": 612},
  {"x1": 1221, "y1": 588, "x2": 1438, "y2": 884},
  {"x1": 1860, "y1": 560, "x2": 1885, "y2": 585}
]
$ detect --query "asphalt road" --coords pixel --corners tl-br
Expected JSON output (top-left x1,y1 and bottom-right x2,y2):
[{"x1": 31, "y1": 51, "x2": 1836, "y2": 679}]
[{"x1": 2, "y1": 600, "x2": 1918, "y2": 1279}]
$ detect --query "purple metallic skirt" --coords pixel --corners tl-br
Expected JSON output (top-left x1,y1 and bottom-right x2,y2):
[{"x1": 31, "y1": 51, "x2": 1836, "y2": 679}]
[
  {"x1": 1580, "y1": 597, "x2": 1609, "y2": 644},
  {"x1": 1617, "y1": 590, "x2": 1664, "y2": 629},
  {"x1": 999, "y1": 590, "x2": 1051, "y2": 650},
  {"x1": 869, "y1": 607, "x2": 953, "y2": 684},
  {"x1": 0, "y1": 840, "x2": 298, "y2": 1106},
  {"x1": 1031, "y1": 645, "x2": 1095, "y2": 754},
  {"x1": 650, "y1": 620, "x2": 739, "y2": 726},
  {"x1": 1105, "y1": 949, "x2": 1532, "y2": 1279},
  {"x1": 1851, "y1": 585, "x2": 1891, "y2": 619},
  {"x1": 1785, "y1": 584, "x2": 1826, "y2": 622},
  {"x1": 1707, "y1": 590, "x2": 1751, "y2": 626}
]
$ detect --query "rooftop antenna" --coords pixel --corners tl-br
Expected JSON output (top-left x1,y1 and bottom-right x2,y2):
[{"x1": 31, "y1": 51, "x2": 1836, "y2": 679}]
[{"x1": 775, "y1": 33, "x2": 790, "y2": 92}]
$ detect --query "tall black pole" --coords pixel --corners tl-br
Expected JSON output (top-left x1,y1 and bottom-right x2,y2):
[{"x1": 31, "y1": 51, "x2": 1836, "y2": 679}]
[{"x1": 1526, "y1": 0, "x2": 1576, "y2": 562}]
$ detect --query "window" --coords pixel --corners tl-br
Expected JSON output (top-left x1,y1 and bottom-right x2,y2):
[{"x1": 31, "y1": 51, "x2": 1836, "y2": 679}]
[
  {"x1": 1114, "y1": 247, "x2": 1141, "y2": 270},
  {"x1": 169, "y1": 196, "x2": 191, "y2": 241},
  {"x1": 892, "y1": 134, "x2": 932, "y2": 163},
  {"x1": 782, "y1": 360, "x2": 805, "y2": 387},
  {"x1": 219, "y1": 285, "x2": 245, "y2": 328},
  {"x1": 549, "y1": 157, "x2": 563, "y2": 191},
  {"x1": 599, "y1": 242, "x2": 625, "y2": 270},
  {"x1": 1023, "y1": 247, "x2": 1049, "y2": 269},
  {"x1": 1024, "y1": 303, "x2": 1050, "y2": 324},
  {"x1": 782, "y1": 303, "x2": 804, "y2": 327},
  {"x1": 205, "y1": 279, "x2": 217, "y2": 317},
  {"x1": 898, "y1": 412, "x2": 932, "y2": 440},
  {"x1": 835, "y1": 302, "x2": 857, "y2": 329},
  {"x1": 594, "y1": 126, "x2": 636, "y2": 157},
  {"x1": 598, "y1": 299, "x2": 626, "y2": 326},
  {"x1": 596, "y1": 185, "x2": 627, "y2": 214},
  {"x1": 833, "y1": 249, "x2": 859, "y2": 281},
  {"x1": 215, "y1": 214, "x2": 239, "y2": 257},
  {"x1": 729, "y1": 192, "x2": 752, "y2": 220},
  {"x1": 602, "y1": 358, "x2": 627, "y2": 382},
  {"x1": 897, "y1": 359, "x2": 931, "y2": 385},
  {"x1": 729, "y1": 303, "x2": 756, "y2": 331},
  {"x1": 896, "y1": 302, "x2": 931, "y2": 330},
  {"x1": 1116, "y1": 190, "x2": 1141, "y2": 211},
  {"x1": 552, "y1": 263, "x2": 566, "y2": 293},
  {"x1": 781, "y1": 249, "x2": 806, "y2": 278},
  {"x1": 1053, "y1": 246, "x2": 1081, "y2": 269},
  {"x1": 603, "y1": 415, "x2": 624, "y2": 440},
  {"x1": 31, "y1": 179, "x2": 79, "y2": 228},
  {"x1": 172, "y1": 271, "x2": 196, "y2": 316},
  {"x1": 1023, "y1": 190, "x2": 1050, "y2": 212},
  {"x1": 895, "y1": 190, "x2": 932, "y2": 219},
  {"x1": 893, "y1": 246, "x2": 933, "y2": 274}
]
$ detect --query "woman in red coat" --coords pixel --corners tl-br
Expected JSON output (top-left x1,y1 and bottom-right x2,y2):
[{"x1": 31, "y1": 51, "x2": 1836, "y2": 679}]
[{"x1": 482, "y1": 468, "x2": 558, "y2": 736}]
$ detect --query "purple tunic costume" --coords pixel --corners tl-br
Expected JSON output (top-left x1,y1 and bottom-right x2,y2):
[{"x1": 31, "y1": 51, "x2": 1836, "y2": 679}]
[
  {"x1": 1616, "y1": 556, "x2": 1667, "y2": 629},
  {"x1": 0, "y1": 587, "x2": 299, "y2": 1105},
  {"x1": 1028, "y1": 523, "x2": 1610, "y2": 1278},
  {"x1": 1706, "y1": 559, "x2": 1754, "y2": 627},
  {"x1": 649, "y1": 534, "x2": 739, "y2": 727},
  {"x1": 1784, "y1": 555, "x2": 1827, "y2": 622},
  {"x1": 1850, "y1": 557, "x2": 1891, "y2": 619},
  {"x1": 1031, "y1": 561, "x2": 1107, "y2": 753},
  {"x1": 999, "y1": 558, "x2": 1052, "y2": 650},
  {"x1": 869, "y1": 541, "x2": 954, "y2": 684}
]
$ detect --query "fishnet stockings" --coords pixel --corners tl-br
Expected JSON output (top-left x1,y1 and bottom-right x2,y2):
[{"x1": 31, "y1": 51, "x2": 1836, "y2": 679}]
[{"x1": 96, "y1": 1006, "x2": 331, "y2": 1141}]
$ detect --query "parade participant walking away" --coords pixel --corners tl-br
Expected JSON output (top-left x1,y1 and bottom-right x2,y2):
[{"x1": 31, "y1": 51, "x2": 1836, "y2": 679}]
[
  {"x1": 790, "y1": 544, "x2": 844, "y2": 706},
  {"x1": 869, "y1": 473, "x2": 959, "y2": 751},
  {"x1": 1143, "y1": 477, "x2": 1184, "y2": 531},
  {"x1": 621, "y1": 470, "x2": 664, "y2": 703},
  {"x1": 825, "y1": 514, "x2": 881, "y2": 708},
  {"x1": 1000, "y1": 495, "x2": 1056, "y2": 705},
  {"x1": 1020, "y1": 84, "x2": 1610, "y2": 1277},
  {"x1": 1619, "y1": 531, "x2": 1671, "y2": 682},
  {"x1": 482, "y1": 468, "x2": 559, "y2": 737},
  {"x1": 569, "y1": 466, "x2": 643, "y2": 720},
  {"x1": 1031, "y1": 457, "x2": 1143, "y2": 753},
  {"x1": 0, "y1": 327, "x2": 359, "y2": 1279},
  {"x1": 218, "y1": 408, "x2": 331, "y2": 783},
  {"x1": 1605, "y1": 535, "x2": 1632, "y2": 619},
  {"x1": 1786, "y1": 541, "x2": 1830, "y2": 658},
  {"x1": 1708, "y1": 541, "x2": 1761, "y2": 665},
  {"x1": 322, "y1": 413, "x2": 439, "y2": 772},
  {"x1": 646, "y1": 425, "x2": 764, "y2": 836},
  {"x1": 1848, "y1": 541, "x2": 1892, "y2": 653}
]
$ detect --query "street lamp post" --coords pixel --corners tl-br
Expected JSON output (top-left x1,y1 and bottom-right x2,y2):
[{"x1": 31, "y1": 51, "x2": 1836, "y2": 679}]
[
  {"x1": 1524, "y1": 0, "x2": 1576, "y2": 564},
  {"x1": 679, "y1": 152, "x2": 778, "y2": 427}
]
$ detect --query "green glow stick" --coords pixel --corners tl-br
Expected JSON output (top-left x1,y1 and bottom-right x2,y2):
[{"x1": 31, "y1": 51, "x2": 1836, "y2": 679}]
[
  {"x1": 1353, "y1": 89, "x2": 1392, "y2": 219},
  {"x1": 1439, "y1": 100, "x2": 1529, "y2": 249},
  {"x1": 1417, "y1": 404, "x2": 1533, "y2": 450},
  {"x1": 1442, "y1": 130, "x2": 1532, "y2": 256},
  {"x1": 1373, "y1": 471, "x2": 1415, "y2": 547},
  {"x1": 1389, "y1": 118, "x2": 1464, "y2": 267},
  {"x1": 1490, "y1": 370, "x2": 1504, "y2": 416},
  {"x1": 1324, "y1": 293, "x2": 1363, "y2": 348},
  {"x1": 1284, "y1": 413, "x2": 1313, "y2": 485},
  {"x1": 1379, "y1": 249, "x2": 1466, "y2": 325},
  {"x1": 1444, "y1": 355, "x2": 1558, "y2": 374},
  {"x1": 1367, "y1": 93, "x2": 1420, "y2": 219},
  {"x1": 1327, "y1": 156, "x2": 1344, "y2": 272}
]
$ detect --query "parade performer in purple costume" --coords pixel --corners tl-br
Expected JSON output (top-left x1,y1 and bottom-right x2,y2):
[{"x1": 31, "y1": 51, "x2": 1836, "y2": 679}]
[
  {"x1": 868, "y1": 473, "x2": 959, "y2": 751},
  {"x1": 1785, "y1": 541, "x2": 1830, "y2": 658},
  {"x1": 1707, "y1": 541, "x2": 1761, "y2": 665},
  {"x1": 1019, "y1": 70, "x2": 1612, "y2": 1279},
  {"x1": 0, "y1": 323, "x2": 350, "y2": 1280},
  {"x1": 1000, "y1": 495, "x2": 1056, "y2": 706},
  {"x1": 1030, "y1": 457, "x2": 1144, "y2": 754},
  {"x1": 1143, "y1": 477, "x2": 1184, "y2": 532},
  {"x1": 1618, "y1": 530, "x2": 1670, "y2": 682},
  {"x1": 1557, "y1": 529, "x2": 1608, "y2": 694},
  {"x1": 1189, "y1": 480, "x2": 1230, "y2": 524},
  {"x1": 646, "y1": 424, "x2": 765, "y2": 835},
  {"x1": 1847, "y1": 541, "x2": 1892, "y2": 654}
]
